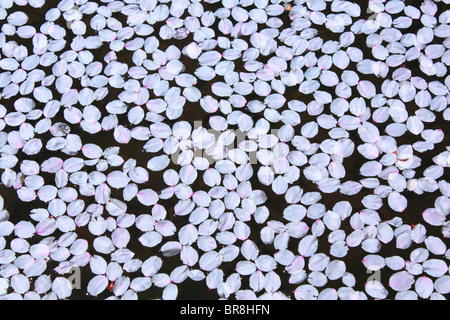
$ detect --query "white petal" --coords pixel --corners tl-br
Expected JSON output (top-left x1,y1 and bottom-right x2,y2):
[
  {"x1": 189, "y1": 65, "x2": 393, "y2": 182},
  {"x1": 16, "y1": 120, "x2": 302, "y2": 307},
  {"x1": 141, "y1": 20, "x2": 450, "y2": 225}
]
[{"x1": 87, "y1": 275, "x2": 108, "y2": 296}]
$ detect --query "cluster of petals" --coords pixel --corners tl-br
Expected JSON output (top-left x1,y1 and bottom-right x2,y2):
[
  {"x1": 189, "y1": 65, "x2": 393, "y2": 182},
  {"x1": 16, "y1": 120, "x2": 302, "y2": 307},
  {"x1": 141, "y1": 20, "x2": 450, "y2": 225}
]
[{"x1": 0, "y1": 0, "x2": 449, "y2": 300}]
